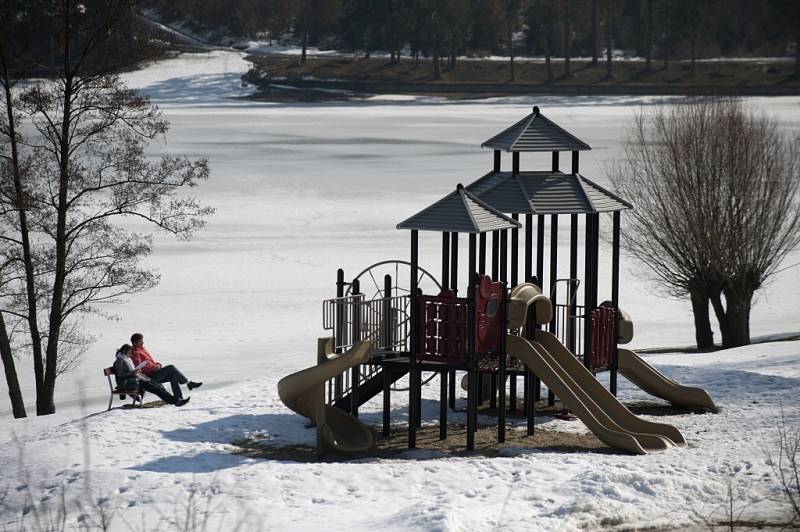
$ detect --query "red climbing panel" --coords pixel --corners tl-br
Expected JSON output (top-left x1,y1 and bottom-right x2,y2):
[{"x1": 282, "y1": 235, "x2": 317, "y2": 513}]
[
  {"x1": 416, "y1": 292, "x2": 468, "y2": 363},
  {"x1": 474, "y1": 275, "x2": 505, "y2": 354},
  {"x1": 590, "y1": 306, "x2": 616, "y2": 369}
]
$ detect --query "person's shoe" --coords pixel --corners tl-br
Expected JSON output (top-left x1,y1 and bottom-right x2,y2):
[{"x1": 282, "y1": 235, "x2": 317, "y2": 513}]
[
  {"x1": 188, "y1": 381, "x2": 203, "y2": 391},
  {"x1": 175, "y1": 397, "x2": 191, "y2": 407}
]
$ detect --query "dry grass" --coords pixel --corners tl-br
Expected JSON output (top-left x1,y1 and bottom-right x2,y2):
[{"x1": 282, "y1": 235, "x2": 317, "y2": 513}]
[{"x1": 247, "y1": 55, "x2": 800, "y2": 89}]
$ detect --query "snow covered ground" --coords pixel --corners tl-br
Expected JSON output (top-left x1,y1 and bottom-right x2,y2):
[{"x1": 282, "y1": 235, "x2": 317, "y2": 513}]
[{"x1": 0, "y1": 50, "x2": 799, "y2": 530}]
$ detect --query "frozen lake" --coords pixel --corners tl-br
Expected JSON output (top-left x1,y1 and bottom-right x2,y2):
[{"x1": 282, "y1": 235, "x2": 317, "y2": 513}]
[{"x1": 2, "y1": 51, "x2": 799, "y2": 415}]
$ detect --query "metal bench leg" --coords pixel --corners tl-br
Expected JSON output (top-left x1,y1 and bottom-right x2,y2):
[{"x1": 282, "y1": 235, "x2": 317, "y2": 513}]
[{"x1": 108, "y1": 394, "x2": 113, "y2": 411}]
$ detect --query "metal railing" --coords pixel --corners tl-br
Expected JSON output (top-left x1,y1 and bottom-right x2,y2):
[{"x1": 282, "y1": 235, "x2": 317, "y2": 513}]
[
  {"x1": 321, "y1": 294, "x2": 411, "y2": 404},
  {"x1": 552, "y1": 303, "x2": 585, "y2": 358}
]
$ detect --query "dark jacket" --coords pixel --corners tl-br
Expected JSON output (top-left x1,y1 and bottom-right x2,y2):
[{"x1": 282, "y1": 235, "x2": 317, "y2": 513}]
[{"x1": 113, "y1": 352, "x2": 140, "y2": 391}]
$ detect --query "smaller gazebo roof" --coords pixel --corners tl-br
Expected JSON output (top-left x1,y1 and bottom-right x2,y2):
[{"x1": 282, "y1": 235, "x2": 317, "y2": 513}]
[
  {"x1": 481, "y1": 107, "x2": 592, "y2": 152},
  {"x1": 468, "y1": 172, "x2": 632, "y2": 215},
  {"x1": 397, "y1": 184, "x2": 521, "y2": 233}
]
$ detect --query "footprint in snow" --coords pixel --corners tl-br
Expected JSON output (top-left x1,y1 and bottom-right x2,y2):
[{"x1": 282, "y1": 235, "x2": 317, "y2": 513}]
[
  {"x1": 117, "y1": 486, "x2": 129, "y2": 494},
  {"x1": 15, "y1": 484, "x2": 27, "y2": 492}
]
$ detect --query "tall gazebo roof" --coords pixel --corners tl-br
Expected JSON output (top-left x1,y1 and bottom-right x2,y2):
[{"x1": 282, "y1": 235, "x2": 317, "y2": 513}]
[
  {"x1": 481, "y1": 107, "x2": 592, "y2": 152},
  {"x1": 466, "y1": 172, "x2": 632, "y2": 215},
  {"x1": 397, "y1": 184, "x2": 521, "y2": 233}
]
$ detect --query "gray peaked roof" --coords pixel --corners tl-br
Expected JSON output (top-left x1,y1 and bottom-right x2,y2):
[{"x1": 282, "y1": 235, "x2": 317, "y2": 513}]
[
  {"x1": 397, "y1": 184, "x2": 521, "y2": 233},
  {"x1": 467, "y1": 172, "x2": 632, "y2": 215},
  {"x1": 481, "y1": 107, "x2": 592, "y2": 152}
]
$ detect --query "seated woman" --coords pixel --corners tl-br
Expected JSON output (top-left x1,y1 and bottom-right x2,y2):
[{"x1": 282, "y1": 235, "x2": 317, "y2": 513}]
[
  {"x1": 114, "y1": 344, "x2": 190, "y2": 407},
  {"x1": 129, "y1": 333, "x2": 201, "y2": 403}
]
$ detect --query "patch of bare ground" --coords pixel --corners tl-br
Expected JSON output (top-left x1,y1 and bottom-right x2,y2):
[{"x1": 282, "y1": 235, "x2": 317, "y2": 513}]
[
  {"x1": 232, "y1": 422, "x2": 610, "y2": 463},
  {"x1": 122, "y1": 400, "x2": 168, "y2": 409},
  {"x1": 230, "y1": 400, "x2": 712, "y2": 463}
]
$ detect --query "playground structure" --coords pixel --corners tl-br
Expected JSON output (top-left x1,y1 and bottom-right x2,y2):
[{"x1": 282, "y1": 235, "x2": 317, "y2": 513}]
[{"x1": 278, "y1": 107, "x2": 716, "y2": 455}]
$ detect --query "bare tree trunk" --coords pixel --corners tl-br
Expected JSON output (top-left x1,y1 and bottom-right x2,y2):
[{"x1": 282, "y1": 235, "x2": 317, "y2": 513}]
[
  {"x1": 645, "y1": 0, "x2": 652, "y2": 70},
  {"x1": 1, "y1": 66, "x2": 44, "y2": 412},
  {"x1": 690, "y1": 291, "x2": 714, "y2": 349},
  {"x1": 301, "y1": 26, "x2": 308, "y2": 64},
  {"x1": 563, "y1": 0, "x2": 571, "y2": 78},
  {"x1": 795, "y1": 23, "x2": 799, "y2": 80},
  {"x1": 710, "y1": 289, "x2": 752, "y2": 349},
  {"x1": 0, "y1": 313, "x2": 26, "y2": 418},
  {"x1": 433, "y1": 45, "x2": 441, "y2": 79},
  {"x1": 605, "y1": 0, "x2": 613, "y2": 79},
  {"x1": 591, "y1": 0, "x2": 598, "y2": 65},
  {"x1": 38, "y1": 5, "x2": 76, "y2": 416},
  {"x1": 690, "y1": 32, "x2": 696, "y2": 75},
  {"x1": 509, "y1": 32, "x2": 515, "y2": 81},
  {"x1": 545, "y1": 34, "x2": 553, "y2": 83}
]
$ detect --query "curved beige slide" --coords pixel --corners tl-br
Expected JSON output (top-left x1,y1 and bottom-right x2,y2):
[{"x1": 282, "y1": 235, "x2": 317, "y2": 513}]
[
  {"x1": 618, "y1": 348, "x2": 717, "y2": 411},
  {"x1": 278, "y1": 339, "x2": 374, "y2": 453},
  {"x1": 507, "y1": 333, "x2": 686, "y2": 454}
]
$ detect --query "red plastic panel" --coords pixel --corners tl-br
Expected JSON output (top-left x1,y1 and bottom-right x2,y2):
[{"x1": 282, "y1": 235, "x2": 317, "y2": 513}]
[
  {"x1": 590, "y1": 306, "x2": 616, "y2": 369},
  {"x1": 474, "y1": 275, "x2": 505, "y2": 354},
  {"x1": 416, "y1": 292, "x2": 468, "y2": 363}
]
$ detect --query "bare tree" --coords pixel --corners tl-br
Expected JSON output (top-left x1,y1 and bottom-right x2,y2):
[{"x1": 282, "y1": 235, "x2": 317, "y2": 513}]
[
  {"x1": 604, "y1": 0, "x2": 613, "y2": 79},
  {"x1": 562, "y1": 0, "x2": 572, "y2": 78},
  {"x1": 0, "y1": 0, "x2": 213, "y2": 416},
  {"x1": 590, "y1": 0, "x2": 598, "y2": 65},
  {"x1": 609, "y1": 98, "x2": 800, "y2": 349},
  {"x1": 764, "y1": 406, "x2": 800, "y2": 525},
  {"x1": 502, "y1": 0, "x2": 522, "y2": 82}
]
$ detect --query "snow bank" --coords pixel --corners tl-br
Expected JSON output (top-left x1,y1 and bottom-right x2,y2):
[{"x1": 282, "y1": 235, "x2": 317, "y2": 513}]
[{"x1": 0, "y1": 341, "x2": 798, "y2": 530}]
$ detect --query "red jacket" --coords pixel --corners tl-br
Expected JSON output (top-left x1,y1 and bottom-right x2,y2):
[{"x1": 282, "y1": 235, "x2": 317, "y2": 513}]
[{"x1": 131, "y1": 345, "x2": 161, "y2": 376}]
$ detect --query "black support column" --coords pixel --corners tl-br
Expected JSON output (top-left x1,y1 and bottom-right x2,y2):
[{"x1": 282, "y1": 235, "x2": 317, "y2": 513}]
[
  {"x1": 479, "y1": 233, "x2": 487, "y2": 275},
  {"x1": 569, "y1": 214, "x2": 578, "y2": 354},
  {"x1": 611, "y1": 212, "x2": 621, "y2": 395},
  {"x1": 409, "y1": 230, "x2": 419, "y2": 448},
  {"x1": 547, "y1": 215, "x2": 558, "y2": 407},
  {"x1": 441, "y1": 232, "x2": 450, "y2": 291},
  {"x1": 491, "y1": 230, "x2": 500, "y2": 280},
  {"x1": 466, "y1": 234, "x2": 478, "y2": 450}
]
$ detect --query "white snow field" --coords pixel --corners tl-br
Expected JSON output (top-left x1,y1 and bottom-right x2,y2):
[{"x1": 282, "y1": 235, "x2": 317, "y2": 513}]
[{"x1": 1, "y1": 50, "x2": 799, "y2": 530}]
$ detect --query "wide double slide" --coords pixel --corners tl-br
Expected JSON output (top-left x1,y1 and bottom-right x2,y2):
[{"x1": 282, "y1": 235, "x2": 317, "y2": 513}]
[
  {"x1": 618, "y1": 348, "x2": 717, "y2": 411},
  {"x1": 278, "y1": 339, "x2": 374, "y2": 453},
  {"x1": 507, "y1": 331, "x2": 687, "y2": 454}
]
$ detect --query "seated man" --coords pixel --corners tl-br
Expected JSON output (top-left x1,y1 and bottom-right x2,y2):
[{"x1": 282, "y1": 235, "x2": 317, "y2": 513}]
[
  {"x1": 129, "y1": 333, "x2": 202, "y2": 403},
  {"x1": 114, "y1": 344, "x2": 190, "y2": 407}
]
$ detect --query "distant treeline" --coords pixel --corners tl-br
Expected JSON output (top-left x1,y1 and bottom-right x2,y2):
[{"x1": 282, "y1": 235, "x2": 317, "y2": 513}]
[{"x1": 147, "y1": 0, "x2": 799, "y2": 68}]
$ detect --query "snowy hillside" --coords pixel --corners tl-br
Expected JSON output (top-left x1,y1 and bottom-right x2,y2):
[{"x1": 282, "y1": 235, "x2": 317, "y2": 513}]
[{"x1": 2, "y1": 339, "x2": 799, "y2": 530}]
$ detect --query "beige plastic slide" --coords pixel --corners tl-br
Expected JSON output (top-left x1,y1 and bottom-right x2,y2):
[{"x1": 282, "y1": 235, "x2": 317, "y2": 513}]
[
  {"x1": 618, "y1": 348, "x2": 717, "y2": 411},
  {"x1": 506, "y1": 283, "x2": 686, "y2": 454},
  {"x1": 278, "y1": 339, "x2": 374, "y2": 453},
  {"x1": 507, "y1": 334, "x2": 684, "y2": 454}
]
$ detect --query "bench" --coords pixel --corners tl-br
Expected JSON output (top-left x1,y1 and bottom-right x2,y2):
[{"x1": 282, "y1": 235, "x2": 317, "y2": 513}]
[{"x1": 103, "y1": 367, "x2": 144, "y2": 411}]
